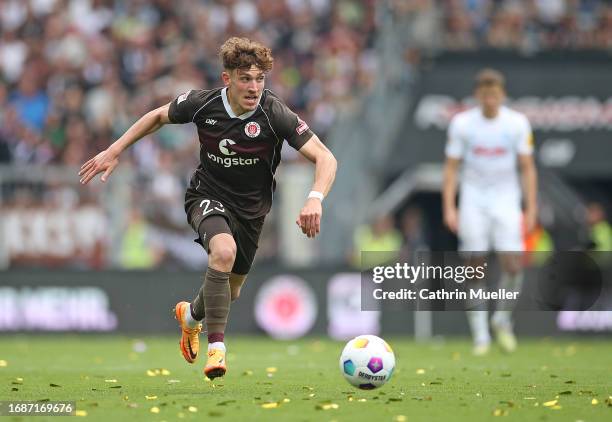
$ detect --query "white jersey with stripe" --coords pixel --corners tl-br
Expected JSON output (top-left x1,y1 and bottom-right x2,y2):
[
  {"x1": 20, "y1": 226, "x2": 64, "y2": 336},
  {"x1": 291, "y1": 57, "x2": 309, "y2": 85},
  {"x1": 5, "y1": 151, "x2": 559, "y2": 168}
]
[{"x1": 445, "y1": 105, "x2": 533, "y2": 205}]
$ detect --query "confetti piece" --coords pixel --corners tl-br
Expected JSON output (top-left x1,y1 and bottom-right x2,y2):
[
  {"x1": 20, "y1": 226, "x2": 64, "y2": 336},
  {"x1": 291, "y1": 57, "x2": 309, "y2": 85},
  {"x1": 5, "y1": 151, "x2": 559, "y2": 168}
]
[
  {"x1": 150, "y1": 406, "x2": 160, "y2": 414},
  {"x1": 605, "y1": 396, "x2": 612, "y2": 406},
  {"x1": 266, "y1": 367, "x2": 277, "y2": 373},
  {"x1": 591, "y1": 398, "x2": 599, "y2": 405},
  {"x1": 0, "y1": 360, "x2": 7, "y2": 367},
  {"x1": 493, "y1": 409, "x2": 508, "y2": 416},
  {"x1": 161, "y1": 369, "x2": 171, "y2": 376},
  {"x1": 216, "y1": 400, "x2": 236, "y2": 406},
  {"x1": 302, "y1": 386, "x2": 314, "y2": 391},
  {"x1": 15, "y1": 377, "x2": 23, "y2": 382},
  {"x1": 105, "y1": 379, "x2": 117, "y2": 383},
  {"x1": 309, "y1": 393, "x2": 316, "y2": 398},
  {"x1": 145, "y1": 396, "x2": 158, "y2": 400},
  {"x1": 261, "y1": 402, "x2": 279, "y2": 409},
  {"x1": 416, "y1": 368, "x2": 426, "y2": 374},
  {"x1": 523, "y1": 397, "x2": 536, "y2": 400},
  {"x1": 543, "y1": 400, "x2": 558, "y2": 407},
  {"x1": 188, "y1": 406, "x2": 198, "y2": 412},
  {"x1": 315, "y1": 403, "x2": 339, "y2": 410},
  {"x1": 123, "y1": 396, "x2": 129, "y2": 401},
  {"x1": 146, "y1": 370, "x2": 156, "y2": 377},
  {"x1": 75, "y1": 410, "x2": 88, "y2": 417},
  {"x1": 282, "y1": 398, "x2": 290, "y2": 403},
  {"x1": 357, "y1": 398, "x2": 367, "y2": 402},
  {"x1": 393, "y1": 416, "x2": 407, "y2": 422},
  {"x1": 551, "y1": 405, "x2": 562, "y2": 410},
  {"x1": 167, "y1": 379, "x2": 181, "y2": 384}
]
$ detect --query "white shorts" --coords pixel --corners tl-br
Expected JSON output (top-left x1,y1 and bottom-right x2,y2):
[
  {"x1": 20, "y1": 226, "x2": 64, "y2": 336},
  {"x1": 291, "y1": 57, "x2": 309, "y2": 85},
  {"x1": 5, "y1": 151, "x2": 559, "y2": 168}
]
[{"x1": 458, "y1": 200, "x2": 523, "y2": 252}]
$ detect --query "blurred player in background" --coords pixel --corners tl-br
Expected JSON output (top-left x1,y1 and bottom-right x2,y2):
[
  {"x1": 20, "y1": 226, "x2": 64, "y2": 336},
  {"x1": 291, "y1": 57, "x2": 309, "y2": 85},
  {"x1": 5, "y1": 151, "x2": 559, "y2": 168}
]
[
  {"x1": 79, "y1": 37, "x2": 337, "y2": 379},
  {"x1": 442, "y1": 69, "x2": 537, "y2": 355}
]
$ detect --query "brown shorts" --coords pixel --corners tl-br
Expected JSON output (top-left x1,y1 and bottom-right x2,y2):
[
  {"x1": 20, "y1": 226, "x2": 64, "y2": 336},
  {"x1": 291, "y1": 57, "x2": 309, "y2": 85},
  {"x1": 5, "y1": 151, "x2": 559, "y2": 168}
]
[{"x1": 185, "y1": 188, "x2": 265, "y2": 275}]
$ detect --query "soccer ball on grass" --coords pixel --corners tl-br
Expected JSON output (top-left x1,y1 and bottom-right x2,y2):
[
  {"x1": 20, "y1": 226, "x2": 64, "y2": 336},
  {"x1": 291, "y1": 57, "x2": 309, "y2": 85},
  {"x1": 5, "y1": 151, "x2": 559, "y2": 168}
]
[{"x1": 339, "y1": 335, "x2": 395, "y2": 390}]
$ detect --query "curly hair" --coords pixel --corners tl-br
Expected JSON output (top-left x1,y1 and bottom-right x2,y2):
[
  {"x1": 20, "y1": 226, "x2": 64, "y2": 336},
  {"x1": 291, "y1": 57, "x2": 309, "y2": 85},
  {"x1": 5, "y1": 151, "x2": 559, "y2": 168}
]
[{"x1": 219, "y1": 37, "x2": 274, "y2": 72}]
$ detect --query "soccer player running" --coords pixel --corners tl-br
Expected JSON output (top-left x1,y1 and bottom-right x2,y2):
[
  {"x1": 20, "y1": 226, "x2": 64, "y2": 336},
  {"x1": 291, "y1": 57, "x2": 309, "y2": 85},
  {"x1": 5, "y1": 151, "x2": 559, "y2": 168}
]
[
  {"x1": 442, "y1": 69, "x2": 537, "y2": 355},
  {"x1": 79, "y1": 37, "x2": 337, "y2": 378}
]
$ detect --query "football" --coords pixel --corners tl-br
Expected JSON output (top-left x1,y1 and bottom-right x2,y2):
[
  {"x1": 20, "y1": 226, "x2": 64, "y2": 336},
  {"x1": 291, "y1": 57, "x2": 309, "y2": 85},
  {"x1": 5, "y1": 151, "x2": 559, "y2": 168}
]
[{"x1": 339, "y1": 334, "x2": 395, "y2": 390}]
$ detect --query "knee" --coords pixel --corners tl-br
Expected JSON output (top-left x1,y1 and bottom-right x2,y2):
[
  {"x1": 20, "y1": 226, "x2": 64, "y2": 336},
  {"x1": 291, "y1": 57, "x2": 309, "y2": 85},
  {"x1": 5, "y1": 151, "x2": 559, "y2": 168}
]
[{"x1": 210, "y1": 241, "x2": 236, "y2": 271}]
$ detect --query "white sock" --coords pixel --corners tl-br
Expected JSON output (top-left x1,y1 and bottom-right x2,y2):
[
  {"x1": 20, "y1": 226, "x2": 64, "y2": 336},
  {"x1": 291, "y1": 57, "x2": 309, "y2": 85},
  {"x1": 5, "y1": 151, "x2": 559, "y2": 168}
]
[
  {"x1": 183, "y1": 303, "x2": 200, "y2": 328},
  {"x1": 492, "y1": 310, "x2": 512, "y2": 330},
  {"x1": 467, "y1": 311, "x2": 490, "y2": 346},
  {"x1": 208, "y1": 342, "x2": 226, "y2": 352}
]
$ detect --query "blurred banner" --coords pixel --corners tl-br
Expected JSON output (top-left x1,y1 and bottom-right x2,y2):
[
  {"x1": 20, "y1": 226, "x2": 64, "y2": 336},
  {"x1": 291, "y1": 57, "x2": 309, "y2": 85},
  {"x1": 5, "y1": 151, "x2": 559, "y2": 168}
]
[
  {"x1": 393, "y1": 52, "x2": 612, "y2": 177},
  {"x1": 2, "y1": 265, "x2": 611, "y2": 337}
]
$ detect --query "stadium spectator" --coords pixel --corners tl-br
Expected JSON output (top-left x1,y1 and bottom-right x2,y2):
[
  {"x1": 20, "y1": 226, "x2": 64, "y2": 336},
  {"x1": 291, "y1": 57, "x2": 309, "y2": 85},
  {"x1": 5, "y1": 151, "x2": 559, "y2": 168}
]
[
  {"x1": 351, "y1": 214, "x2": 403, "y2": 269},
  {"x1": 586, "y1": 202, "x2": 612, "y2": 251}
]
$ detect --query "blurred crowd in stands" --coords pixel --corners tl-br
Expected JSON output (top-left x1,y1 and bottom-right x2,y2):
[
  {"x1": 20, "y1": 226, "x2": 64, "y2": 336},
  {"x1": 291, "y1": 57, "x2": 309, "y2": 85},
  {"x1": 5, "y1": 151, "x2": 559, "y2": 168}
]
[
  {"x1": 394, "y1": 0, "x2": 612, "y2": 52},
  {"x1": 0, "y1": 0, "x2": 378, "y2": 268}
]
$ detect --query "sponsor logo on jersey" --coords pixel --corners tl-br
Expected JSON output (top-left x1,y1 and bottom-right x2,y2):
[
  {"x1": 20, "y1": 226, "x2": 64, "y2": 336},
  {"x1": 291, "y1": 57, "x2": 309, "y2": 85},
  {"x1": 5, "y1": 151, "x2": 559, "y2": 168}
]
[
  {"x1": 209, "y1": 139, "x2": 260, "y2": 167},
  {"x1": 296, "y1": 118, "x2": 309, "y2": 135},
  {"x1": 206, "y1": 118, "x2": 217, "y2": 125},
  {"x1": 177, "y1": 90, "x2": 191, "y2": 104},
  {"x1": 472, "y1": 146, "x2": 508, "y2": 156},
  {"x1": 245, "y1": 121, "x2": 261, "y2": 138},
  {"x1": 218, "y1": 139, "x2": 237, "y2": 156}
]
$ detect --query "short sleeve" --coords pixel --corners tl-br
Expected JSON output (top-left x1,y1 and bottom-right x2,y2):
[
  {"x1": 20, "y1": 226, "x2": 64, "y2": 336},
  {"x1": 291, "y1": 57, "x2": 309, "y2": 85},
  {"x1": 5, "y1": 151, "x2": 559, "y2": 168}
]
[
  {"x1": 269, "y1": 96, "x2": 314, "y2": 150},
  {"x1": 445, "y1": 116, "x2": 464, "y2": 158},
  {"x1": 516, "y1": 115, "x2": 534, "y2": 155},
  {"x1": 168, "y1": 90, "x2": 203, "y2": 124}
]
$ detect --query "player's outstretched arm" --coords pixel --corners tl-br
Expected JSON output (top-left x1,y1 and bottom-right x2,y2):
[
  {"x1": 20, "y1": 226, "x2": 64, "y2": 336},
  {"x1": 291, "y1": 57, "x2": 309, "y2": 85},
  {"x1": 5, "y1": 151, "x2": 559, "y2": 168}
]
[
  {"x1": 79, "y1": 103, "x2": 171, "y2": 184},
  {"x1": 519, "y1": 154, "x2": 538, "y2": 233},
  {"x1": 295, "y1": 135, "x2": 337, "y2": 238},
  {"x1": 442, "y1": 157, "x2": 461, "y2": 234}
]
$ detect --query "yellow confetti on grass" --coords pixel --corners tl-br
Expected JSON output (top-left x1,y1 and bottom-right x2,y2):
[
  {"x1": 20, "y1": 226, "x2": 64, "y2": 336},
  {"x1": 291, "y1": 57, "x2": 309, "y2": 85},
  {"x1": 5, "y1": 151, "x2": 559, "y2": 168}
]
[
  {"x1": 282, "y1": 398, "x2": 291, "y2": 403},
  {"x1": 316, "y1": 403, "x2": 339, "y2": 410},
  {"x1": 104, "y1": 379, "x2": 117, "y2": 383},
  {"x1": 161, "y1": 369, "x2": 170, "y2": 376},
  {"x1": 493, "y1": 409, "x2": 508, "y2": 416},
  {"x1": 416, "y1": 368, "x2": 426, "y2": 375},
  {"x1": 145, "y1": 396, "x2": 157, "y2": 400},
  {"x1": 261, "y1": 402, "x2": 279, "y2": 409},
  {"x1": 75, "y1": 410, "x2": 88, "y2": 416},
  {"x1": 543, "y1": 400, "x2": 558, "y2": 407},
  {"x1": 0, "y1": 360, "x2": 7, "y2": 367},
  {"x1": 146, "y1": 370, "x2": 156, "y2": 377},
  {"x1": 188, "y1": 406, "x2": 198, "y2": 413},
  {"x1": 150, "y1": 406, "x2": 160, "y2": 414},
  {"x1": 551, "y1": 405, "x2": 562, "y2": 410},
  {"x1": 393, "y1": 416, "x2": 407, "y2": 422},
  {"x1": 591, "y1": 398, "x2": 599, "y2": 405},
  {"x1": 266, "y1": 367, "x2": 277, "y2": 373}
]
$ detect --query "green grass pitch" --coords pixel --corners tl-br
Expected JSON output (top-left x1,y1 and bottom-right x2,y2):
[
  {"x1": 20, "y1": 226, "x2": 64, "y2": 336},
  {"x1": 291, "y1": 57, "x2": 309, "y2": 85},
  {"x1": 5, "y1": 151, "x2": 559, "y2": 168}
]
[{"x1": 0, "y1": 336, "x2": 610, "y2": 421}]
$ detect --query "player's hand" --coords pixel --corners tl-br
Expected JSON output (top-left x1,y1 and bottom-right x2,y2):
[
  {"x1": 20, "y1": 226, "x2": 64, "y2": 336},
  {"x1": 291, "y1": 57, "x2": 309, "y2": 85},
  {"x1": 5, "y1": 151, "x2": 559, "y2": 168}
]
[
  {"x1": 79, "y1": 147, "x2": 119, "y2": 184},
  {"x1": 524, "y1": 206, "x2": 537, "y2": 233},
  {"x1": 444, "y1": 207, "x2": 459, "y2": 234},
  {"x1": 296, "y1": 198, "x2": 322, "y2": 238}
]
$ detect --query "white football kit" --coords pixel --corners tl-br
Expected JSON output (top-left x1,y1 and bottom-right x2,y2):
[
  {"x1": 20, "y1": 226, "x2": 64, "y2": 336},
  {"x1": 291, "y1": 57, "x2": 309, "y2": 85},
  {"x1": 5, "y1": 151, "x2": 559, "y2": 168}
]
[{"x1": 446, "y1": 106, "x2": 533, "y2": 251}]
